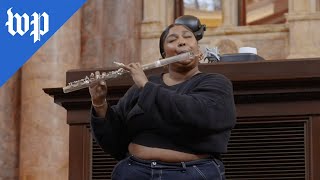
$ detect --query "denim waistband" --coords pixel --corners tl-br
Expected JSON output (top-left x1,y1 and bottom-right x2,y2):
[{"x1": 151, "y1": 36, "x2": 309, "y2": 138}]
[{"x1": 127, "y1": 155, "x2": 219, "y2": 169}]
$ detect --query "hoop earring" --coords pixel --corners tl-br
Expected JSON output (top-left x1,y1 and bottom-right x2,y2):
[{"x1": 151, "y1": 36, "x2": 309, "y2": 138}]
[{"x1": 198, "y1": 52, "x2": 204, "y2": 61}]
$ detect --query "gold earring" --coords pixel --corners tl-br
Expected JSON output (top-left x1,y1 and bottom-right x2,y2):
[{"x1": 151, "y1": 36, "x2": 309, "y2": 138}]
[{"x1": 198, "y1": 52, "x2": 204, "y2": 61}]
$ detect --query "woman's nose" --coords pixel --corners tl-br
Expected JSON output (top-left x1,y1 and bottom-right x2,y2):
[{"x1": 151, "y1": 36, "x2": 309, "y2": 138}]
[{"x1": 178, "y1": 40, "x2": 186, "y2": 47}]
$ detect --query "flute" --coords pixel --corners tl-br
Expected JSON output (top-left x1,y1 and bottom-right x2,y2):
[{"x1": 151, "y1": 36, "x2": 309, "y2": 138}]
[{"x1": 63, "y1": 52, "x2": 195, "y2": 93}]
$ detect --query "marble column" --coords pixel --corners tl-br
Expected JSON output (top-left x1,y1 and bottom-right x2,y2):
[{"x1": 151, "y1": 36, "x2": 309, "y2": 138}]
[
  {"x1": 80, "y1": 0, "x2": 142, "y2": 68},
  {"x1": 0, "y1": 72, "x2": 20, "y2": 180},
  {"x1": 80, "y1": 0, "x2": 105, "y2": 68},
  {"x1": 19, "y1": 11, "x2": 81, "y2": 180},
  {"x1": 222, "y1": 0, "x2": 238, "y2": 26},
  {"x1": 286, "y1": 0, "x2": 320, "y2": 58},
  {"x1": 102, "y1": 0, "x2": 142, "y2": 66},
  {"x1": 140, "y1": 0, "x2": 174, "y2": 64}
]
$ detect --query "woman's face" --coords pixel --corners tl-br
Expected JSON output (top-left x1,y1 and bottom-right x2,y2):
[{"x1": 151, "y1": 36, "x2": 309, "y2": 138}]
[{"x1": 163, "y1": 25, "x2": 200, "y2": 69}]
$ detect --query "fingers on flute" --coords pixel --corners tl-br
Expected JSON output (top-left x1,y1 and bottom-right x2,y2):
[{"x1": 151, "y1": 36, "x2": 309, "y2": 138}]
[
  {"x1": 124, "y1": 63, "x2": 140, "y2": 70},
  {"x1": 90, "y1": 81, "x2": 107, "y2": 98},
  {"x1": 99, "y1": 80, "x2": 106, "y2": 86},
  {"x1": 98, "y1": 81, "x2": 107, "y2": 90},
  {"x1": 89, "y1": 80, "x2": 106, "y2": 90}
]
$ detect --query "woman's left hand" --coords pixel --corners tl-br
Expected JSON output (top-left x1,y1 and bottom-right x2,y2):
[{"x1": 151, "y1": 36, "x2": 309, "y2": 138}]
[{"x1": 122, "y1": 63, "x2": 148, "y2": 88}]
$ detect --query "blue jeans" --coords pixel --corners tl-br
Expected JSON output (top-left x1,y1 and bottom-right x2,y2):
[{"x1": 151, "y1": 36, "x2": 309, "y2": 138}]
[{"x1": 111, "y1": 155, "x2": 225, "y2": 180}]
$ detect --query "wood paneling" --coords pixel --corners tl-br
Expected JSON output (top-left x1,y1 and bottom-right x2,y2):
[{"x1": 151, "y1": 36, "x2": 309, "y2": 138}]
[
  {"x1": 309, "y1": 115, "x2": 320, "y2": 180},
  {"x1": 69, "y1": 126, "x2": 91, "y2": 180}
]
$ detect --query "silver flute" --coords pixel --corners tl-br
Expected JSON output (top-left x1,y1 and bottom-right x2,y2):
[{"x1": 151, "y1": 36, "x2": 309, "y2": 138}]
[{"x1": 63, "y1": 52, "x2": 195, "y2": 93}]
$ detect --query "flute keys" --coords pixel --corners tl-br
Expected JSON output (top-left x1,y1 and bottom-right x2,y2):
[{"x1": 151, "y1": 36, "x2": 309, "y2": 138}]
[
  {"x1": 90, "y1": 73, "x2": 95, "y2": 81},
  {"x1": 95, "y1": 71, "x2": 101, "y2": 79},
  {"x1": 102, "y1": 72, "x2": 107, "y2": 78},
  {"x1": 84, "y1": 76, "x2": 89, "y2": 83}
]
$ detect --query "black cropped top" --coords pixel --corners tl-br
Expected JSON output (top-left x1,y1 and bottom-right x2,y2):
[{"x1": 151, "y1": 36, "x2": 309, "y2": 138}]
[{"x1": 91, "y1": 73, "x2": 236, "y2": 160}]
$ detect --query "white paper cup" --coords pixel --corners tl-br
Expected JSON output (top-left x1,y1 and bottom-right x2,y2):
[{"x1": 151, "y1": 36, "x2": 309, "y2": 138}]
[{"x1": 238, "y1": 47, "x2": 257, "y2": 54}]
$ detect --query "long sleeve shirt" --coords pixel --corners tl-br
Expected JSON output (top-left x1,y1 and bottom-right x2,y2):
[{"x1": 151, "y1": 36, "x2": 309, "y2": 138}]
[{"x1": 91, "y1": 73, "x2": 236, "y2": 160}]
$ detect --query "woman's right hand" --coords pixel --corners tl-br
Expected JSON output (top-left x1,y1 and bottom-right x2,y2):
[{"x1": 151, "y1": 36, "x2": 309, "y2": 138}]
[
  {"x1": 89, "y1": 80, "x2": 107, "y2": 104},
  {"x1": 89, "y1": 71, "x2": 108, "y2": 117}
]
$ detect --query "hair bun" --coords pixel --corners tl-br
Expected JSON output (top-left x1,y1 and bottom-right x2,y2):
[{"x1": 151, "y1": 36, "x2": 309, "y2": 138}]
[{"x1": 174, "y1": 15, "x2": 206, "y2": 41}]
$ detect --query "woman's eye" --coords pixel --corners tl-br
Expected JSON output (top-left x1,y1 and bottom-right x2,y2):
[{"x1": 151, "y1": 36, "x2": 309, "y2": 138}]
[{"x1": 167, "y1": 39, "x2": 176, "y2": 43}]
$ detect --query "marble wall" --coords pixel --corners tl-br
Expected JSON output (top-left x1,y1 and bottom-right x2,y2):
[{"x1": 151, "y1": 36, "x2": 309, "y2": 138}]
[
  {"x1": 81, "y1": 0, "x2": 142, "y2": 68},
  {"x1": 18, "y1": 10, "x2": 81, "y2": 180},
  {"x1": 0, "y1": 72, "x2": 20, "y2": 180}
]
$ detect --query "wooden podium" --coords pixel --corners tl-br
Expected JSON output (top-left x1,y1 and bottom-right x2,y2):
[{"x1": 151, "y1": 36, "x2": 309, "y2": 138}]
[{"x1": 44, "y1": 58, "x2": 320, "y2": 180}]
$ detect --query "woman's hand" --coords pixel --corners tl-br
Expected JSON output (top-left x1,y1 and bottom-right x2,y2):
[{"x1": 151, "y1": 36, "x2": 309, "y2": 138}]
[
  {"x1": 122, "y1": 63, "x2": 148, "y2": 88},
  {"x1": 89, "y1": 71, "x2": 108, "y2": 117}
]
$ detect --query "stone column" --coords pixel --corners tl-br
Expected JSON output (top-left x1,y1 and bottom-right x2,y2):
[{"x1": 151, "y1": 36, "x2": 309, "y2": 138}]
[
  {"x1": 102, "y1": 0, "x2": 142, "y2": 66},
  {"x1": 0, "y1": 72, "x2": 20, "y2": 180},
  {"x1": 286, "y1": 0, "x2": 320, "y2": 58},
  {"x1": 140, "y1": 0, "x2": 174, "y2": 64},
  {"x1": 222, "y1": 0, "x2": 238, "y2": 26},
  {"x1": 80, "y1": 0, "x2": 105, "y2": 68},
  {"x1": 80, "y1": 0, "x2": 142, "y2": 68},
  {"x1": 19, "y1": 11, "x2": 81, "y2": 180}
]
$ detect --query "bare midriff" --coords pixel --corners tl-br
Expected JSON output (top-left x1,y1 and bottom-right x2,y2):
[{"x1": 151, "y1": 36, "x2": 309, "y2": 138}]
[{"x1": 128, "y1": 143, "x2": 210, "y2": 163}]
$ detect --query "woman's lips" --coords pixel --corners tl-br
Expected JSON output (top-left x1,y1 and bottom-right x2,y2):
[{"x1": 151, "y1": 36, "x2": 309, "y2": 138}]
[
  {"x1": 177, "y1": 50, "x2": 190, "y2": 55},
  {"x1": 178, "y1": 57, "x2": 193, "y2": 65}
]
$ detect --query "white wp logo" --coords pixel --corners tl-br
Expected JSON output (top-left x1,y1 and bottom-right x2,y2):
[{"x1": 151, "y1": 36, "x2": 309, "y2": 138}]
[{"x1": 5, "y1": 8, "x2": 49, "y2": 43}]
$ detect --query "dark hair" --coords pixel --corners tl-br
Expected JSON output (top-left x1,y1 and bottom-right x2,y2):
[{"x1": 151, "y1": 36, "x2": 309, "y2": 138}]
[{"x1": 159, "y1": 15, "x2": 206, "y2": 58}]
